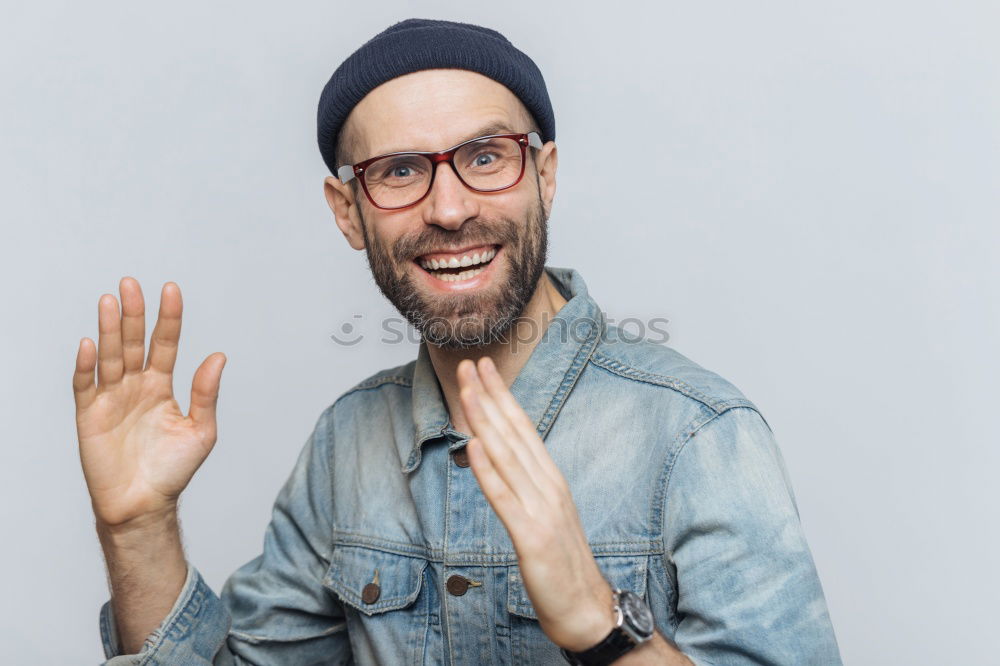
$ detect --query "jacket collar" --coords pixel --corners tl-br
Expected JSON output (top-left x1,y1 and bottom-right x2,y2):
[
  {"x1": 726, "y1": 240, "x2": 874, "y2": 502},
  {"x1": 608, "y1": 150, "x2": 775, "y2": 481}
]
[{"x1": 401, "y1": 266, "x2": 604, "y2": 473}]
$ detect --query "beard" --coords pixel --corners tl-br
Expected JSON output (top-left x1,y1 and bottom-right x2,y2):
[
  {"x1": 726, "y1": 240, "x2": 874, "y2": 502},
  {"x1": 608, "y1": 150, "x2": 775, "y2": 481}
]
[{"x1": 359, "y1": 189, "x2": 549, "y2": 351}]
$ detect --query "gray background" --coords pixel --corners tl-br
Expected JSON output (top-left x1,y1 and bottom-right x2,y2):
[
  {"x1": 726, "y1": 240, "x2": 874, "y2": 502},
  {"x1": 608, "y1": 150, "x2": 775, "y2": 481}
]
[{"x1": 2, "y1": 1, "x2": 997, "y2": 663}]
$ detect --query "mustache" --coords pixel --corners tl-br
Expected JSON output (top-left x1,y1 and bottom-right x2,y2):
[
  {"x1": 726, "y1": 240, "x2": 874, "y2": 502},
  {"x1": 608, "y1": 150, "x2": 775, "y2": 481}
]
[{"x1": 392, "y1": 217, "x2": 521, "y2": 263}]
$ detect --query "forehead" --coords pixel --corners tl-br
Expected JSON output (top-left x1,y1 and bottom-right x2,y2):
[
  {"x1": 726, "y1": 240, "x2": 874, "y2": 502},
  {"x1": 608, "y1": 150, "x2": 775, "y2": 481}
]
[{"x1": 347, "y1": 69, "x2": 531, "y2": 158}]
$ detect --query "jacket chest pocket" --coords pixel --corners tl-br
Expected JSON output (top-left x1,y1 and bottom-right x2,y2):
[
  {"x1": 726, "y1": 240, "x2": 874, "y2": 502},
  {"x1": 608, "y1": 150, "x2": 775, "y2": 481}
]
[
  {"x1": 505, "y1": 555, "x2": 649, "y2": 664},
  {"x1": 323, "y1": 544, "x2": 431, "y2": 664}
]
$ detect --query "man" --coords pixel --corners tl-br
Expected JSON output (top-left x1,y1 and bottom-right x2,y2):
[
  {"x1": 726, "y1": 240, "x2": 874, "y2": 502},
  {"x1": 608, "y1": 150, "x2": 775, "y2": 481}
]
[{"x1": 74, "y1": 18, "x2": 842, "y2": 665}]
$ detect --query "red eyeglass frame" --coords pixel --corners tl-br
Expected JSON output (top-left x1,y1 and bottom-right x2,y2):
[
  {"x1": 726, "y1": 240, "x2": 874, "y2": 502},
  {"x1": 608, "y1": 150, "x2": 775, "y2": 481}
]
[{"x1": 337, "y1": 131, "x2": 544, "y2": 211}]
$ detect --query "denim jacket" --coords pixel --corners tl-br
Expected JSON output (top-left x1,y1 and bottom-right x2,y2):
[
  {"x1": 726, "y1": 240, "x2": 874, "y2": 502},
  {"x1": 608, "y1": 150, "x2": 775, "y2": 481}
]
[{"x1": 99, "y1": 266, "x2": 842, "y2": 665}]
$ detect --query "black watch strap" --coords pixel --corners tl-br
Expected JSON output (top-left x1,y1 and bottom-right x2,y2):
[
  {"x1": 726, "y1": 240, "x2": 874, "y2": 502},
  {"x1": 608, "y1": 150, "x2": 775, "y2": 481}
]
[{"x1": 560, "y1": 626, "x2": 637, "y2": 666}]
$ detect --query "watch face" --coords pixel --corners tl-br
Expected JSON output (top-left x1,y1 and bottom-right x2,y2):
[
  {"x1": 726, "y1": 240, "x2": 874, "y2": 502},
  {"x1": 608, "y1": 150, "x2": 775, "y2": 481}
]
[{"x1": 619, "y1": 590, "x2": 655, "y2": 637}]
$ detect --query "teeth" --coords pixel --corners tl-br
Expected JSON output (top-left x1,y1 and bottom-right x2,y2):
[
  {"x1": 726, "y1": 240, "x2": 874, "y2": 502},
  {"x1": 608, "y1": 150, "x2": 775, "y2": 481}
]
[
  {"x1": 419, "y1": 247, "x2": 497, "y2": 271},
  {"x1": 432, "y1": 266, "x2": 486, "y2": 282}
]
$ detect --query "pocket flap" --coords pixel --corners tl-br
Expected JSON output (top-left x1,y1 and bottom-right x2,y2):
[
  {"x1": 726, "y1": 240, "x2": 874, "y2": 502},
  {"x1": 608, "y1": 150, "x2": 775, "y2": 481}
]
[
  {"x1": 323, "y1": 544, "x2": 427, "y2": 616},
  {"x1": 507, "y1": 555, "x2": 648, "y2": 620}
]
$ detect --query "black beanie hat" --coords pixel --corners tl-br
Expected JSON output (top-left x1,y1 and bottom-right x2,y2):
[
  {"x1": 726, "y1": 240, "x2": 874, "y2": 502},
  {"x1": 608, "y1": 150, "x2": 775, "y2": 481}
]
[{"x1": 316, "y1": 18, "x2": 555, "y2": 175}]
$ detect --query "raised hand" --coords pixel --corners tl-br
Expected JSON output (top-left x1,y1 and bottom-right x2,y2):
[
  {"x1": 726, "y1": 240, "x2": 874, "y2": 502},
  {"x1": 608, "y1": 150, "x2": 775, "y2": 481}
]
[
  {"x1": 457, "y1": 356, "x2": 615, "y2": 652},
  {"x1": 73, "y1": 277, "x2": 226, "y2": 529}
]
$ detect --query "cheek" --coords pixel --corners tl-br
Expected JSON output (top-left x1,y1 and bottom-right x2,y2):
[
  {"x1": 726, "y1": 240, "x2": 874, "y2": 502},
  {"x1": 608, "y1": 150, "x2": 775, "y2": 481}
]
[
  {"x1": 471, "y1": 194, "x2": 534, "y2": 233},
  {"x1": 365, "y1": 215, "x2": 409, "y2": 247},
  {"x1": 490, "y1": 184, "x2": 534, "y2": 210},
  {"x1": 369, "y1": 216, "x2": 431, "y2": 266}
]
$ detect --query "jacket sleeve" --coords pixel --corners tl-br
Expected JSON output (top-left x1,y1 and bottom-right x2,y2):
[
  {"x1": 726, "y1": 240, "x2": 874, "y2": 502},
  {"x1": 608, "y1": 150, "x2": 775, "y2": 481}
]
[
  {"x1": 662, "y1": 406, "x2": 842, "y2": 666},
  {"x1": 98, "y1": 407, "x2": 353, "y2": 665}
]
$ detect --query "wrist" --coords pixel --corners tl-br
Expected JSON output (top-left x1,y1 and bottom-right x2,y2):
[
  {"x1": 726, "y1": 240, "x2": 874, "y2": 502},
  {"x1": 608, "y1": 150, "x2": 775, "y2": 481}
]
[
  {"x1": 561, "y1": 588, "x2": 657, "y2": 666},
  {"x1": 559, "y1": 581, "x2": 616, "y2": 652},
  {"x1": 96, "y1": 505, "x2": 180, "y2": 545}
]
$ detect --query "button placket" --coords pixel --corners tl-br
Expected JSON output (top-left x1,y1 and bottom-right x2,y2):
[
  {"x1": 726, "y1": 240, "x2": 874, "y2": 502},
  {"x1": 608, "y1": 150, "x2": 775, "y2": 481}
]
[{"x1": 443, "y1": 427, "x2": 490, "y2": 661}]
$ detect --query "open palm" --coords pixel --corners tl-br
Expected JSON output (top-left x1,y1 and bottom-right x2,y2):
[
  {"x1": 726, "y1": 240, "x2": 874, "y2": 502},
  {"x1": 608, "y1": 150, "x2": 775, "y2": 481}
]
[{"x1": 73, "y1": 278, "x2": 226, "y2": 528}]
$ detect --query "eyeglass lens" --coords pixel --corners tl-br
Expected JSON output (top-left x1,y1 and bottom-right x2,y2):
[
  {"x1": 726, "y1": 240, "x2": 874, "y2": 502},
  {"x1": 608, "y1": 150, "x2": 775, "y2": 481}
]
[{"x1": 362, "y1": 136, "x2": 523, "y2": 208}]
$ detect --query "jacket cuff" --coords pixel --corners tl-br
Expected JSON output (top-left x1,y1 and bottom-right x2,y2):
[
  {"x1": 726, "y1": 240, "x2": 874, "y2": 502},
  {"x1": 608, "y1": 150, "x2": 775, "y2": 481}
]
[{"x1": 99, "y1": 562, "x2": 230, "y2": 665}]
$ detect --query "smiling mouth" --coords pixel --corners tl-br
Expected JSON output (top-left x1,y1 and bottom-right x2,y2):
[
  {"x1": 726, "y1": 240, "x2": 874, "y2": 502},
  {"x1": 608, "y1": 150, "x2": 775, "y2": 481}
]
[{"x1": 414, "y1": 244, "x2": 500, "y2": 283}]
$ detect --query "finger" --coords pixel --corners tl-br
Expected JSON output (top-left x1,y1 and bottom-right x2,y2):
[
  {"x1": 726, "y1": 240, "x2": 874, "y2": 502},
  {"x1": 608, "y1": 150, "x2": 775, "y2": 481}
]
[
  {"x1": 72, "y1": 337, "x2": 98, "y2": 411},
  {"x1": 476, "y1": 356, "x2": 554, "y2": 471},
  {"x1": 458, "y1": 359, "x2": 522, "y2": 446},
  {"x1": 462, "y1": 359, "x2": 552, "y2": 487},
  {"x1": 478, "y1": 357, "x2": 566, "y2": 487},
  {"x1": 466, "y1": 437, "x2": 530, "y2": 536},
  {"x1": 119, "y1": 277, "x2": 146, "y2": 375},
  {"x1": 96, "y1": 294, "x2": 124, "y2": 388},
  {"x1": 460, "y1": 379, "x2": 543, "y2": 508},
  {"x1": 145, "y1": 282, "x2": 183, "y2": 376},
  {"x1": 188, "y1": 352, "x2": 226, "y2": 436}
]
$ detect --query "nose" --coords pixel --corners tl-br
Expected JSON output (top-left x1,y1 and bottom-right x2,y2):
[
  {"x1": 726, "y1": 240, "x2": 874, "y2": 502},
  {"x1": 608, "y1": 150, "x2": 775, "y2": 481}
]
[{"x1": 420, "y1": 160, "x2": 478, "y2": 231}]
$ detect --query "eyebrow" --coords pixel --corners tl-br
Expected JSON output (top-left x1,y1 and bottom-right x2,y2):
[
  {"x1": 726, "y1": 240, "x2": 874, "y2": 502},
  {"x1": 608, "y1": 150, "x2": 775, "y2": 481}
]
[{"x1": 371, "y1": 121, "x2": 517, "y2": 158}]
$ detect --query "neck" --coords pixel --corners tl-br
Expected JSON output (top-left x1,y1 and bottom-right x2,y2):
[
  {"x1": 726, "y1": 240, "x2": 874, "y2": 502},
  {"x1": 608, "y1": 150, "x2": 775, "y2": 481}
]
[{"x1": 427, "y1": 270, "x2": 568, "y2": 436}]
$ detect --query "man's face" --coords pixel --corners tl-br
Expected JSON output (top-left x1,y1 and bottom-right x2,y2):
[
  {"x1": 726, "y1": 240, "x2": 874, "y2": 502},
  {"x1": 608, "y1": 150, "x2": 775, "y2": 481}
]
[{"x1": 328, "y1": 69, "x2": 557, "y2": 350}]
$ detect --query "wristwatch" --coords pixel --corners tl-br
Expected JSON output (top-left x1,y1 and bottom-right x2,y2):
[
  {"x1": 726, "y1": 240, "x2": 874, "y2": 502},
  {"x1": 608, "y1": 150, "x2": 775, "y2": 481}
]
[{"x1": 560, "y1": 588, "x2": 656, "y2": 666}]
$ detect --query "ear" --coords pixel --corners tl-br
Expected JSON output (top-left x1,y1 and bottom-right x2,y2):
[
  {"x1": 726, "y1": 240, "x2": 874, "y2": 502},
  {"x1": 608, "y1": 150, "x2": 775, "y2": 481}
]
[
  {"x1": 324, "y1": 175, "x2": 366, "y2": 250},
  {"x1": 533, "y1": 141, "x2": 558, "y2": 219}
]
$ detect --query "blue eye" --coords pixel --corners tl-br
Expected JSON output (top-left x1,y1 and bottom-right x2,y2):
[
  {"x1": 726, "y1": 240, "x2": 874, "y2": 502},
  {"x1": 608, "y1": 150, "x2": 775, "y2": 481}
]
[{"x1": 372, "y1": 157, "x2": 428, "y2": 185}]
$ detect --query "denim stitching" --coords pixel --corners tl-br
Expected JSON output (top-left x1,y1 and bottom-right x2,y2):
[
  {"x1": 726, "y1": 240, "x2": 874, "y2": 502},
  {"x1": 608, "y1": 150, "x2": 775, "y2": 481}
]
[
  {"x1": 589, "y1": 352, "x2": 758, "y2": 414},
  {"x1": 134, "y1": 567, "x2": 205, "y2": 665},
  {"x1": 327, "y1": 531, "x2": 662, "y2": 563},
  {"x1": 659, "y1": 406, "x2": 764, "y2": 566},
  {"x1": 538, "y1": 311, "x2": 603, "y2": 438}
]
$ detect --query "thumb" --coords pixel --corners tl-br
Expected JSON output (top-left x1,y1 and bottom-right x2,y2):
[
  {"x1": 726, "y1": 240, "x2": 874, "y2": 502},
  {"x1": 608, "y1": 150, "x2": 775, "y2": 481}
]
[{"x1": 188, "y1": 352, "x2": 226, "y2": 429}]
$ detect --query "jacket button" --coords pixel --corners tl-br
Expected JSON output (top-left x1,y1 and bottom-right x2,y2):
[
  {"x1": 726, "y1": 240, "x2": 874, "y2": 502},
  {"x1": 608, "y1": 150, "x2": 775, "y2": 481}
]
[
  {"x1": 452, "y1": 447, "x2": 470, "y2": 468},
  {"x1": 361, "y1": 582, "x2": 380, "y2": 604},
  {"x1": 446, "y1": 574, "x2": 470, "y2": 596}
]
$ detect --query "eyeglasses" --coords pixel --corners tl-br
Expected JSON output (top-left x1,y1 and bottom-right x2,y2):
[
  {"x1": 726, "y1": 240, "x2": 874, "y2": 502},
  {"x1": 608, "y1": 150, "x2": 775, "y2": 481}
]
[{"x1": 337, "y1": 131, "x2": 543, "y2": 210}]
